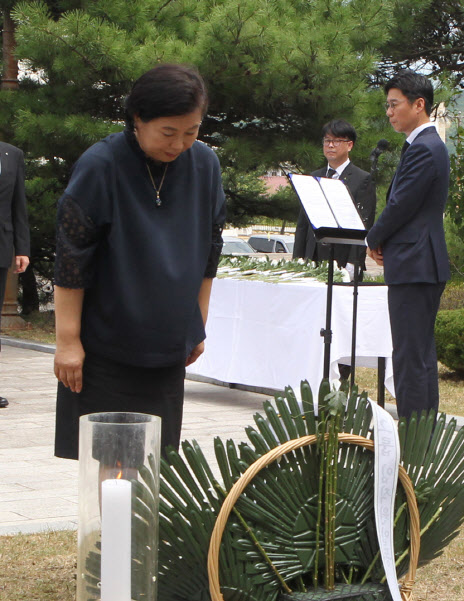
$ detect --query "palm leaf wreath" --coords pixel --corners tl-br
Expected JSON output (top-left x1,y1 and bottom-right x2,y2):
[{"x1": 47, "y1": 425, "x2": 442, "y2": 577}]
[{"x1": 82, "y1": 381, "x2": 464, "y2": 601}]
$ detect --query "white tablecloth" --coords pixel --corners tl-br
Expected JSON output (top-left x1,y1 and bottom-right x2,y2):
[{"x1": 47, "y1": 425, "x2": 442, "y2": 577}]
[{"x1": 187, "y1": 278, "x2": 394, "y2": 397}]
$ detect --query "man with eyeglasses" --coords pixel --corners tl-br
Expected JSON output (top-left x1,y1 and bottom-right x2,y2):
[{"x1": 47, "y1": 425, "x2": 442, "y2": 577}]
[
  {"x1": 367, "y1": 69, "x2": 449, "y2": 421},
  {"x1": 293, "y1": 119, "x2": 376, "y2": 282}
]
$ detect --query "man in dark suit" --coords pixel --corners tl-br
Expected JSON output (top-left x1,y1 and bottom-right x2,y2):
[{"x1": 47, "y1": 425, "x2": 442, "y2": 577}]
[
  {"x1": 367, "y1": 70, "x2": 449, "y2": 420},
  {"x1": 0, "y1": 141, "x2": 30, "y2": 408},
  {"x1": 293, "y1": 119, "x2": 377, "y2": 281}
]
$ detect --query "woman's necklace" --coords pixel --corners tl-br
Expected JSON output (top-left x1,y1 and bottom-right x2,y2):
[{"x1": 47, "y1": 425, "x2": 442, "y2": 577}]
[{"x1": 146, "y1": 162, "x2": 168, "y2": 207}]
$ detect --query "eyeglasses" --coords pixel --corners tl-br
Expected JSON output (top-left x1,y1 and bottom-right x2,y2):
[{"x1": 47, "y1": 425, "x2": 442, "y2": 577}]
[
  {"x1": 322, "y1": 138, "x2": 350, "y2": 147},
  {"x1": 384, "y1": 99, "x2": 407, "y2": 111}
]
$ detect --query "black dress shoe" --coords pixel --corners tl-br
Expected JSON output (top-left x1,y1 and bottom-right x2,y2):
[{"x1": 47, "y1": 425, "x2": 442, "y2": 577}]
[{"x1": 0, "y1": 397, "x2": 9, "y2": 408}]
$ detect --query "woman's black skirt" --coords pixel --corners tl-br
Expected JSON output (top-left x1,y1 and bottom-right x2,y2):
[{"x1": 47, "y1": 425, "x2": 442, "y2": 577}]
[{"x1": 54, "y1": 352, "x2": 185, "y2": 460}]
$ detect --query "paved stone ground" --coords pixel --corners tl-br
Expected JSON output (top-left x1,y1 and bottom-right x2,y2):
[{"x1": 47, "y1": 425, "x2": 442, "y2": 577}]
[
  {"x1": 0, "y1": 344, "x2": 269, "y2": 535},
  {"x1": 364, "y1": 256, "x2": 384, "y2": 279}
]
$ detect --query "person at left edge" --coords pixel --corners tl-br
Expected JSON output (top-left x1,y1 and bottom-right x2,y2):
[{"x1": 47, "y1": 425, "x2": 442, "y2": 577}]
[
  {"x1": 0, "y1": 142, "x2": 30, "y2": 408},
  {"x1": 53, "y1": 64, "x2": 226, "y2": 459}
]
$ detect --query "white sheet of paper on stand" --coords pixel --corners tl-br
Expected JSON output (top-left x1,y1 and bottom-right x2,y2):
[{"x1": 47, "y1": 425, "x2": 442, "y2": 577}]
[
  {"x1": 318, "y1": 177, "x2": 365, "y2": 230},
  {"x1": 290, "y1": 174, "x2": 338, "y2": 228}
]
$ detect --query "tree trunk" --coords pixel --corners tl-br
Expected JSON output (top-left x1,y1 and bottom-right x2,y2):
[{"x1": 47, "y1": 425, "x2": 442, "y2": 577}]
[{"x1": 2, "y1": 9, "x2": 19, "y2": 90}]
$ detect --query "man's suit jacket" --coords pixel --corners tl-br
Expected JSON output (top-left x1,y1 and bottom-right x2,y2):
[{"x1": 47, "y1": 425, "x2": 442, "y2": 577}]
[
  {"x1": 0, "y1": 142, "x2": 30, "y2": 269},
  {"x1": 367, "y1": 127, "x2": 449, "y2": 285},
  {"x1": 293, "y1": 162, "x2": 376, "y2": 268}
]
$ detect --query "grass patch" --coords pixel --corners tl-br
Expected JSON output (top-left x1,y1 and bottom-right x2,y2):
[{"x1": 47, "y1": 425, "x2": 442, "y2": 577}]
[
  {"x1": 0, "y1": 530, "x2": 76, "y2": 601},
  {"x1": 414, "y1": 526, "x2": 464, "y2": 600},
  {"x1": 0, "y1": 527, "x2": 462, "y2": 601},
  {"x1": 354, "y1": 364, "x2": 464, "y2": 418},
  {"x1": 2, "y1": 310, "x2": 55, "y2": 344}
]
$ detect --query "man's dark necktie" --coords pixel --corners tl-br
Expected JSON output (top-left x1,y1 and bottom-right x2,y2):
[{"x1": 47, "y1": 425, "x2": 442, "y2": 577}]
[
  {"x1": 401, "y1": 141, "x2": 410, "y2": 156},
  {"x1": 326, "y1": 168, "x2": 337, "y2": 178}
]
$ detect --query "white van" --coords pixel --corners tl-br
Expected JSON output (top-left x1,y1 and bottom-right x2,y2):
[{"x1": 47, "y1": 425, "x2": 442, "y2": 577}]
[{"x1": 247, "y1": 234, "x2": 294, "y2": 254}]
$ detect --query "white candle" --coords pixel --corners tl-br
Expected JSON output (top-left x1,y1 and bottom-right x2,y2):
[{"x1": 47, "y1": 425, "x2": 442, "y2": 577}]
[{"x1": 101, "y1": 478, "x2": 132, "y2": 601}]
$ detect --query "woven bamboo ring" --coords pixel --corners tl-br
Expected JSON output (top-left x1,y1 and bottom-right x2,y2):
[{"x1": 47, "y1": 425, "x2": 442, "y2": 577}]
[{"x1": 208, "y1": 433, "x2": 420, "y2": 601}]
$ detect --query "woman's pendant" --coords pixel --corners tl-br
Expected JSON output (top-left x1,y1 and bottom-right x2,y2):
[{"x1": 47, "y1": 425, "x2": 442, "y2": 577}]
[{"x1": 146, "y1": 162, "x2": 167, "y2": 207}]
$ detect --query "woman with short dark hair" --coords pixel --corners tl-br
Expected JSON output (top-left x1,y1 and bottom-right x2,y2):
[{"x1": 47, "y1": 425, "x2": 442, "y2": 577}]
[
  {"x1": 53, "y1": 64, "x2": 226, "y2": 459},
  {"x1": 125, "y1": 63, "x2": 209, "y2": 127}
]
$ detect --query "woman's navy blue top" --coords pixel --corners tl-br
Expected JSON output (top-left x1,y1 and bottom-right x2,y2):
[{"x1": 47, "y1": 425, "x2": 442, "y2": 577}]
[{"x1": 54, "y1": 130, "x2": 226, "y2": 368}]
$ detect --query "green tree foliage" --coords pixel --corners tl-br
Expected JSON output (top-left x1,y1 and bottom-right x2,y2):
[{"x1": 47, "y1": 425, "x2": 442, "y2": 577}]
[
  {"x1": 374, "y1": 0, "x2": 464, "y2": 89},
  {"x1": 8, "y1": 1, "x2": 394, "y2": 168},
  {"x1": 447, "y1": 120, "x2": 464, "y2": 228},
  {"x1": 443, "y1": 114, "x2": 464, "y2": 278},
  {"x1": 0, "y1": 0, "x2": 413, "y2": 305}
]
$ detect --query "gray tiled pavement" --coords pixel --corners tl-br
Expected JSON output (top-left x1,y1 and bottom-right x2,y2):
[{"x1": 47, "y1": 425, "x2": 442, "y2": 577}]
[{"x1": 0, "y1": 343, "x2": 270, "y2": 536}]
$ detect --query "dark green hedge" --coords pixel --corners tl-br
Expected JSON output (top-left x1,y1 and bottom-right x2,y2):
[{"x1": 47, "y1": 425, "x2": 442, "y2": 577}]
[{"x1": 435, "y1": 309, "x2": 464, "y2": 374}]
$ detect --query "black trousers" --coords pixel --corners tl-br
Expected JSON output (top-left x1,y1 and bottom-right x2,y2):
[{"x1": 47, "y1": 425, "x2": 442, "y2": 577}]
[
  {"x1": 55, "y1": 352, "x2": 185, "y2": 460},
  {"x1": 0, "y1": 267, "x2": 8, "y2": 350},
  {"x1": 388, "y1": 282, "x2": 445, "y2": 420}
]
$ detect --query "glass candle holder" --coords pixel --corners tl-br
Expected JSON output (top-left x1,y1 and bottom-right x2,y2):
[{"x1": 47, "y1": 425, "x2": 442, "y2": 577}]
[{"x1": 77, "y1": 412, "x2": 161, "y2": 601}]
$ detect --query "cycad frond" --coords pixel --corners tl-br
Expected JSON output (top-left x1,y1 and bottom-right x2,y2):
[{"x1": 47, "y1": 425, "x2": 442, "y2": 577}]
[{"x1": 83, "y1": 381, "x2": 464, "y2": 601}]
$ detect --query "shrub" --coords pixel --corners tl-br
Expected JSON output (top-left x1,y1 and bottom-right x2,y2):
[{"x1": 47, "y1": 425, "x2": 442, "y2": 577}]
[
  {"x1": 435, "y1": 309, "x2": 464, "y2": 374},
  {"x1": 440, "y1": 281, "x2": 464, "y2": 310},
  {"x1": 445, "y1": 214, "x2": 464, "y2": 279}
]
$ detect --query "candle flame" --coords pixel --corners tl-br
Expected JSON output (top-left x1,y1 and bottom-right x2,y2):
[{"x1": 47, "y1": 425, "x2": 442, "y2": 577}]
[{"x1": 116, "y1": 461, "x2": 123, "y2": 479}]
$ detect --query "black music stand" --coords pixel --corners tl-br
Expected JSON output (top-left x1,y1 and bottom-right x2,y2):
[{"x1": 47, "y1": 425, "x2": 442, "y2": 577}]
[
  {"x1": 287, "y1": 172, "x2": 386, "y2": 403},
  {"x1": 317, "y1": 235, "x2": 366, "y2": 382},
  {"x1": 329, "y1": 246, "x2": 386, "y2": 408}
]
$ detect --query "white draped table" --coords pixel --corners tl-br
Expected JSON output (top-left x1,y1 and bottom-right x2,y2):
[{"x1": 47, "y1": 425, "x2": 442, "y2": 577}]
[{"x1": 187, "y1": 278, "x2": 394, "y2": 397}]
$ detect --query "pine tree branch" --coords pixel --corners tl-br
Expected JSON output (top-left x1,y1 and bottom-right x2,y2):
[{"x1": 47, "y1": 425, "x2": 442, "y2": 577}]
[
  {"x1": 393, "y1": 45, "x2": 464, "y2": 60},
  {"x1": 155, "y1": 0, "x2": 178, "y2": 16},
  {"x1": 16, "y1": 11, "x2": 104, "y2": 76}
]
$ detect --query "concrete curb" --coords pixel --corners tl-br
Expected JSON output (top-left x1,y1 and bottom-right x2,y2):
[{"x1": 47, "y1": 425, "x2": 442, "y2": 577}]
[
  {"x1": 1, "y1": 336, "x2": 56, "y2": 354},
  {"x1": 0, "y1": 520, "x2": 77, "y2": 537}
]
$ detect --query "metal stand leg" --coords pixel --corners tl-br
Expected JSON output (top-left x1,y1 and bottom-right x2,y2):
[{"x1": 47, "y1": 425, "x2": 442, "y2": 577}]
[
  {"x1": 321, "y1": 246, "x2": 335, "y2": 379},
  {"x1": 321, "y1": 246, "x2": 386, "y2": 401},
  {"x1": 349, "y1": 258, "x2": 360, "y2": 390}
]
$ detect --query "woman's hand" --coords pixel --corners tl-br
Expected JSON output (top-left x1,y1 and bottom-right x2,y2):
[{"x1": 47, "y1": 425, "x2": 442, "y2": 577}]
[
  {"x1": 54, "y1": 286, "x2": 85, "y2": 393},
  {"x1": 185, "y1": 278, "x2": 212, "y2": 367},
  {"x1": 54, "y1": 339, "x2": 86, "y2": 393},
  {"x1": 185, "y1": 341, "x2": 205, "y2": 366}
]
